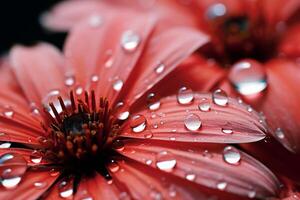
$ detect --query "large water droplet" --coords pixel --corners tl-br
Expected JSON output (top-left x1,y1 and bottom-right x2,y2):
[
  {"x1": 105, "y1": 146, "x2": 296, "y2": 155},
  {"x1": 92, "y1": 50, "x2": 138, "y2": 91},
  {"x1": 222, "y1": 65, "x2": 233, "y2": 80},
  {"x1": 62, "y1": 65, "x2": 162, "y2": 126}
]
[
  {"x1": 147, "y1": 93, "x2": 161, "y2": 111},
  {"x1": 223, "y1": 146, "x2": 241, "y2": 165},
  {"x1": 121, "y1": 30, "x2": 141, "y2": 52},
  {"x1": 107, "y1": 160, "x2": 120, "y2": 173},
  {"x1": 130, "y1": 114, "x2": 147, "y2": 133},
  {"x1": 229, "y1": 59, "x2": 267, "y2": 96},
  {"x1": 0, "y1": 142, "x2": 11, "y2": 148},
  {"x1": 1, "y1": 177, "x2": 22, "y2": 189},
  {"x1": 156, "y1": 151, "x2": 177, "y2": 172},
  {"x1": 184, "y1": 114, "x2": 201, "y2": 131},
  {"x1": 113, "y1": 79, "x2": 123, "y2": 91},
  {"x1": 115, "y1": 102, "x2": 130, "y2": 121},
  {"x1": 59, "y1": 178, "x2": 74, "y2": 198},
  {"x1": 155, "y1": 62, "x2": 165, "y2": 74},
  {"x1": 177, "y1": 87, "x2": 194, "y2": 105},
  {"x1": 212, "y1": 89, "x2": 228, "y2": 106}
]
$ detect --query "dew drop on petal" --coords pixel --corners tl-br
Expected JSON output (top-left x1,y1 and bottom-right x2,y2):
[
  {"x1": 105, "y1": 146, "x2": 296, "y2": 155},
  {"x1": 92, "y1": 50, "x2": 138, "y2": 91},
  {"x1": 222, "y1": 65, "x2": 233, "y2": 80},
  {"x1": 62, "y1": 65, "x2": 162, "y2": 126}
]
[
  {"x1": 198, "y1": 99, "x2": 211, "y2": 112},
  {"x1": 30, "y1": 150, "x2": 43, "y2": 164},
  {"x1": 177, "y1": 87, "x2": 194, "y2": 105},
  {"x1": 0, "y1": 142, "x2": 11, "y2": 149},
  {"x1": 30, "y1": 103, "x2": 40, "y2": 116},
  {"x1": 88, "y1": 14, "x2": 102, "y2": 28},
  {"x1": 229, "y1": 60, "x2": 267, "y2": 96},
  {"x1": 75, "y1": 86, "x2": 83, "y2": 95},
  {"x1": 147, "y1": 93, "x2": 161, "y2": 111},
  {"x1": 155, "y1": 62, "x2": 165, "y2": 74},
  {"x1": 107, "y1": 160, "x2": 120, "y2": 173},
  {"x1": 59, "y1": 179, "x2": 74, "y2": 198},
  {"x1": 3, "y1": 106, "x2": 14, "y2": 118},
  {"x1": 121, "y1": 30, "x2": 141, "y2": 52},
  {"x1": 91, "y1": 75, "x2": 99, "y2": 83},
  {"x1": 144, "y1": 131, "x2": 153, "y2": 139},
  {"x1": 222, "y1": 128, "x2": 233, "y2": 134},
  {"x1": 49, "y1": 168, "x2": 60, "y2": 177},
  {"x1": 206, "y1": 3, "x2": 227, "y2": 19},
  {"x1": 212, "y1": 89, "x2": 228, "y2": 106},
  {"x1": 130, "y1": 114, "x2": 147, "y2": 133},
  {"x1": 185, "y1": 173, "x2": 196, "y2": 181},
  {"x1": 64, "y1": 76, "x2": 75, "y2": 87},
  {"x1": 223, "y1": 146, "x2": 241, "y2": 165},
  {"x1": 112, "y1": 140, "x2": 125, "y2": 151},
  {"x1": 115, "y1": 102, "x2": 130, "y2": 121},
  {"x1": 155, "y1": 151, "x2": 177, "y2": 172},
  {"x1": 34, "y1": 181, "x2": 47, "y2": 189},
  {"x1": 145, "y1": 159, "x2": 153, "y2": 165},
  {"x1": 275, "y1": 128, "x2": 285, "y2": 139},
  {"x1": 1, "y1": 177, "x2": 22, "y2": 189},
  {"x1": 113, "y1": 79, "x2": 123, "y2": 91},
  {"x1": 184, "y1": 114, "x2": 201, "y2": 131},
  {"x1": 217, "y1": 181, "x2": 227, "y2": 190}
]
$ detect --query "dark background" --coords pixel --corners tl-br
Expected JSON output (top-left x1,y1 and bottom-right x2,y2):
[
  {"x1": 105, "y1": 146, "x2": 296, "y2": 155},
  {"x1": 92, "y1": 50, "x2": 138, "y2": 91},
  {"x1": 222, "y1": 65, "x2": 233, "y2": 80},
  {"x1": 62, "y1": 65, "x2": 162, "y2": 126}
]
[{"x1": 0, "y1": 0, "x2": 66, "y2": 54}]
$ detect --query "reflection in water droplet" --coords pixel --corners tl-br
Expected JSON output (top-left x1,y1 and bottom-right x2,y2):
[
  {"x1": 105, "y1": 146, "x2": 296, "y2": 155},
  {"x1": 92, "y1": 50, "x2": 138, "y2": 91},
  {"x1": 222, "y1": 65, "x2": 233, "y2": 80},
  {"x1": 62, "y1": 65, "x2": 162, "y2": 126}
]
[
  {"x1": 130, "y1": 114, "x2": 147, "y2": 133},
  {"x1": 59, "y1": 179, "x2": 74, "y2": 198},
  {"x1": 108, "y1": 160, "x2": 120, "y2": 173},
  {"x1": 121, "y1": 30, "x2": 141, "y2": 52},
  {"x1": 212, "y1": 89, "x2": 228, "y2": 106},
  {"x1": 229, "y1": 59, "x2": 267, "y2": 96},
  {"x1": 0, "y1": 142, "x2": 11, "y2": 149},
  {"x1": 185, "y1": 173, "x2": 196, "y2": 181},
  {"x1": 1, "y1": 177, "x2": 22, "y2": 189},
  {"x1": 217, "y1": 181, "x2": 227, "y2": 190},
  {"x1": 206, "y1": 3, "x2": 227, "y2": 19},
  {"x1": 115, "y1": 102, "x2": 130, "y2": 120},
  {"x1": 223, "y1": 146, "x2": 241, "y2": 165},
  {"x1": 222, "y1": 128, "x2": 233, "y2": 134},
  {"x1": 177, "y1": 87, "x2": 194, "y2": 105},
  {"x1": 113, "y1": 79, "x2": 123, "y2": 91},
  {"x1": 30, "y1": 150, "x2": 43, "y2": 164},
  {"x1": 184, "y1": 114, "x2": 201, "y2": 131},
  {"x1": 147, "y1": 93, "x2": 161, "y2": 111},
  {"x1": 145, "y1": 159, "x2": 153, "y2": 165},
  {"x1": 155, "y1": 62, "x2": 165, "y2": 74},
  {"x1": 156, "y1": 151, "x2": 177, "y2": 172}
]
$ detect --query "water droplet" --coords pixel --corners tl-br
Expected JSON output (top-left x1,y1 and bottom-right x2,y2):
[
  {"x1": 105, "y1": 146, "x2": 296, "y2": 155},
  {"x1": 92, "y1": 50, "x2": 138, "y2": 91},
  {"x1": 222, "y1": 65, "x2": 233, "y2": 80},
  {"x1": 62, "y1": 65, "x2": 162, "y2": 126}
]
[
  {"x1": 0, "y1": 142, "x2": 11, "y2": 148},
  {"x1": 156, "y1": 151, "x2": 177, "y2": 172},
  {"x1": 30, "y1": 150, "x2": 43, "y2": 164},
  {"x1": 1, "y1": 177, "x2": 22, "y2": 189},
  {"x1": 144, "y1": 131, "x2": 153, "y2": 139},
  {"x1": 223, "y1": 146, "x2": 241, "y2": 165},
  {"x1": 76, "y1": 86, "x2": 83, "y2": 95},
  {"x1": 34, "y1": 181, "x2": 47, "y2": 189},
  {"x1": 108, "y1": 160, "x2": 120, "y2": 173},
  {"x1": 177, "y1": 87, "x2": 194, "y2": 105},
  {"x1": 3, "y1": 106, "x2": 14, "y2": 118},
  {"x1": 145, "y1": 159, "x2": 152, "y2": 165},
  {"x1": 112, "y1": 140, "x2": 125, "y2": 151},
  {"x1": 91, "y1": 75, "x2": 99, "y2": 82},
  {"x1": 217, "y1": 181, "x2": 227, "y2": 190},
  {"x1": 248, "y1": 190, "x2": 256, "y2": 198},
  {"x1": 222, "y1": 128, "x2": 233, "y2": 134},
  {"x1": 275, "y1": 128, "x2": 285, "y2": 139},
  {"x1": 184, "y1": 114, "x2": 201, "y2": 131},
  {"x1": 115, "y1": 102, "x2": 130, "y2": 120},
  {"x1": 88, "y1": 14, "x2": 102, "y2": 28},
  {"x1": 155, "y1": 62, "x2": 165, "y2": 74},
  {"x1": 65, "y1": 76, "x2": 75, "y2": 87},
  {"x1": 185, "y1": 173, "x2": 196, "y2": 181},
  {"x1": 49, "y1": 168, "x2": 60, "y2": 177},
  {"x1": 130, "y1": 114, "x2": 147, "y2": 133},
  {"x1": 121, "y1": 30, "x2": 141, "y2": 52},
  {"x1": 212, "y1": 89, "x2": 228, "y2": 106},
  {"x1": 113, "y1": 79, "x2": 123, "y2": 91},
  {"x1": 30, "y1": 103, "x2": 40, "y2": 116},
  {"x1": 206, "y1": 3, "x2": 227, "y2": 19},
  {"x1": 147, "y1": 93, "x2": 161, "y2": 111},
  {"x1": 229, "y1": 59, "x2": 267, "y2": 96},
  {"x1": 198, "y1": 99, "x2": 211, "y2": 112},
  {"x1": 59, "y1": 178, "x2": 74, "y2": 198}
]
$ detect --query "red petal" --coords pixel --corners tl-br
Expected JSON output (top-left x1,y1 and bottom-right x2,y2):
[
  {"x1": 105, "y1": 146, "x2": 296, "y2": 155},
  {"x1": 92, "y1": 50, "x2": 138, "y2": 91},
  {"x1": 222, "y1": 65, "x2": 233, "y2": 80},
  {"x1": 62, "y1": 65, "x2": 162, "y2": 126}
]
[
  {"x1": 9, "y1": 43, "x2": 66, "y2": 107},
  {"x1": 0, "y1": 170, "x2": 59, "y2": 200},
  {"x1": 64, "y1": 13, "x2": 156, "y2": 104},
  {"x1": 120, "y1": 93, "x2": 266, "y2": 144},
  {"x1": 114, "y1": 141, "x2": 279, "y2": 199},
  {"x1": 74, "y1": 173, "x2": 120, "y2": 200},
  {"x1": 117, "y1": 27, "x2": 209, "y2": 107},
  {"x1": 278, "y1": 24, "x2": 300, "y2": 58},
  {"x1": 282, "y1": 193, "x2": 300, "y2": 200}
]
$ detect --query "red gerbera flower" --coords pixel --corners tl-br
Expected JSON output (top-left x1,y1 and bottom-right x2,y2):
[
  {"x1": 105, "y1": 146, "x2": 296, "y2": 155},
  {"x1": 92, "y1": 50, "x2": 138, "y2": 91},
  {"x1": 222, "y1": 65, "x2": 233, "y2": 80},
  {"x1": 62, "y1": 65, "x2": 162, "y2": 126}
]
[
  {"x1": 0, "y1": 13, "x2": 280, "y2": 199},
  {"x1": 41, "y1": 0, "x2": 300, "y2": 190}
]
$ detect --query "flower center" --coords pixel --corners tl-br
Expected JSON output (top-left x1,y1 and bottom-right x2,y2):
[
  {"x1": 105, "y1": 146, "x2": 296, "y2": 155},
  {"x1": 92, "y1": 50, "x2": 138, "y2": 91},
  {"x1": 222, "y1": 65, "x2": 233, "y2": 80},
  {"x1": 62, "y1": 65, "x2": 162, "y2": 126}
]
[
  {"x1": 203, "y1": 14, "x2": 279, "y2": 64},
  {"x1": 42, "y1": 91, "x2": 120, "y2": 177}
]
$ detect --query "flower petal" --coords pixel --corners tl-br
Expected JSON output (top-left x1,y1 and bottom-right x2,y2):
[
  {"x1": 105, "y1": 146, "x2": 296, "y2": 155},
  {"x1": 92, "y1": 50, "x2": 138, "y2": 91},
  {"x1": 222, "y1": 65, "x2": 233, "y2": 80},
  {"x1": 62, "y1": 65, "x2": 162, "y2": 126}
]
[
  {"x1": 120, "y1": 93, "x2": 266, "y2": 144},
  {"x1": 0, "y1": 170, "x2": 59, "y2": 200},
  {"x1": 117, "y1": 27, "x2": 209, "y2": 107},
  {"x1": 115, "y1": 139, "x2": 280, "y2": 199},
  {"x1": 278, "y1": 24, "x2": 300, "y2": 58},
  {"x1": 64, "y1": 13, "x2": 156, "y2": 104},
  {"x1": 9, "y1": 43, "x2": 66, "y2": 107}
]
